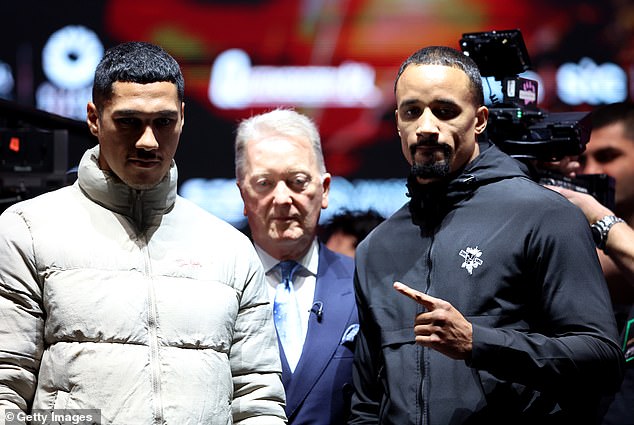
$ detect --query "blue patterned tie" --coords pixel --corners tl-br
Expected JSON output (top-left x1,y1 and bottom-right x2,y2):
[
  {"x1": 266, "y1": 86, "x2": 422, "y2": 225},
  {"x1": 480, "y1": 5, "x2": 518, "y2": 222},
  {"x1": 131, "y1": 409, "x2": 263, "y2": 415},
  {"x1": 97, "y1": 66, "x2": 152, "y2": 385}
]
[{"x1": 274, "y1": 260, "x2": 303, "y2": 372}]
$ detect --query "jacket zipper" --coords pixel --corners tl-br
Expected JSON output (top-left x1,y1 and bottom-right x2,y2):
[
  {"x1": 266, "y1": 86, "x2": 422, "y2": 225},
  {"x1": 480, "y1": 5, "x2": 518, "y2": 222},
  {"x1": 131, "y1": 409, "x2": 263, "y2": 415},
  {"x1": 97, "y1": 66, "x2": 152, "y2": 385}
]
[
  {"x1": 420, "y1": 234, "x2": 434, "y2": 425},
  {"x1": 133, "y1": 189, "x2": 164, "y2": 425},
  {"x1": 132, "y1": 190, "x2": 145, "y2": 231},
  {"x1": 143, "y1": 238, "x2": 164, "y2": 425}
]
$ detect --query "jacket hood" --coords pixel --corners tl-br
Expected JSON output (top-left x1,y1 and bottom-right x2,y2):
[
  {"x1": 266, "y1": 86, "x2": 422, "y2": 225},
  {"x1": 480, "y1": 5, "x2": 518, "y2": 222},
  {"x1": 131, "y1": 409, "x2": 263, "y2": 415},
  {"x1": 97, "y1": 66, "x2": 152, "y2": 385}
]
[
  {"x1": 77, "y1": 145, "x2": 178, "y2": 231},
  {"x1": 407, "y1": 142, "x2": 529, "y2": 228},
  {"x1": 457, "y1": 142, "x2": 529, "y2": 187}
]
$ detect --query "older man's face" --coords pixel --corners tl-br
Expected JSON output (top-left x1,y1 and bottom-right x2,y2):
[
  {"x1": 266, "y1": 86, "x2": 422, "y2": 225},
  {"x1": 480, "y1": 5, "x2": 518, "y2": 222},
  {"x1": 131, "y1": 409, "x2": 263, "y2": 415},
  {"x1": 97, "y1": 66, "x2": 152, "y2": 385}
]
[{"x1": 238, "y1": 135, "x2": 330, "y2": 259}]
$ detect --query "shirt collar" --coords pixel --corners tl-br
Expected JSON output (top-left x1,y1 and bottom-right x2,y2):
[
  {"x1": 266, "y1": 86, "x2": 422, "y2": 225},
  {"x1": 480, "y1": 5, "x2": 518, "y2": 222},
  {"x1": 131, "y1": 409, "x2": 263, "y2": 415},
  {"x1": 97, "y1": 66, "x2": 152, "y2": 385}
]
[{"x1": 254, "y1": 238, "x2": 320, "y2": 276}]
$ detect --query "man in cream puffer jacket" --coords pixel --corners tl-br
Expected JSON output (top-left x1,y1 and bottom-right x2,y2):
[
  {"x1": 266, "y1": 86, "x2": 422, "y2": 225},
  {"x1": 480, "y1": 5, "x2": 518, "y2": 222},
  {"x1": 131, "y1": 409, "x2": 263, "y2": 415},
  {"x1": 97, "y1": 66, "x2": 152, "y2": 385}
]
[{"x1": 0, "y1": 41, "x2": 286, "y2": 425}]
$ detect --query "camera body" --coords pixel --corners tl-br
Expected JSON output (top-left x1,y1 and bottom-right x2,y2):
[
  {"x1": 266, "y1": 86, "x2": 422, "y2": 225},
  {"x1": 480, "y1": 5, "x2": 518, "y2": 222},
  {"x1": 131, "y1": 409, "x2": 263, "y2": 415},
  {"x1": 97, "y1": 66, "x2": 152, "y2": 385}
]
[{"x1": 460, "y1": 29, "x2": 614, "y2": 209}]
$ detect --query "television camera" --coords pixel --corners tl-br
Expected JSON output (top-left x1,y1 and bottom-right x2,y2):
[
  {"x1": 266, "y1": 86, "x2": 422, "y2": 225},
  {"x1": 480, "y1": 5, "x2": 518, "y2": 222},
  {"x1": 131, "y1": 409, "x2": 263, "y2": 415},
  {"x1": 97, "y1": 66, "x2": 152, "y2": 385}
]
[
  {"x1": 0, "y1": 98, "x2": 94, "y2": 213},
  {"x1": 459, "y1": 29, "x2": 615, "y2": 209}
]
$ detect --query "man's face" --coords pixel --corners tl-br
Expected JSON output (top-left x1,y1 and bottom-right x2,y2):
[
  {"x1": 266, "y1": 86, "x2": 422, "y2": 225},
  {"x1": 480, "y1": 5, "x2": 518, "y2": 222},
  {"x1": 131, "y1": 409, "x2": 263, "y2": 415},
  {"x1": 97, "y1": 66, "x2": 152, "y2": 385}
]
[
  {"x1": 87, "y1": 81, "x2": 184, "y2": 190},
  {"x1": 395, "y1": 64, "x2": 488, "y2": 184},
  {"x1": 579, "y1": 121, "x2": 634, "y2": 213},
  {"x1": 238, "y1": 135, "x2": 330, "y2": 258}
]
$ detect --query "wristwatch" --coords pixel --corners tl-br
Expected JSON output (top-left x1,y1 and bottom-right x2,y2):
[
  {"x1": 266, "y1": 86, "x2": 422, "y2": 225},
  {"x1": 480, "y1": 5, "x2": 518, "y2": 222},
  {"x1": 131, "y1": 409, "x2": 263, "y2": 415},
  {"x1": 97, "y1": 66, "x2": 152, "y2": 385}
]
[{"x1": 590, "y1": 215, "x2": 625, "y2": 251}]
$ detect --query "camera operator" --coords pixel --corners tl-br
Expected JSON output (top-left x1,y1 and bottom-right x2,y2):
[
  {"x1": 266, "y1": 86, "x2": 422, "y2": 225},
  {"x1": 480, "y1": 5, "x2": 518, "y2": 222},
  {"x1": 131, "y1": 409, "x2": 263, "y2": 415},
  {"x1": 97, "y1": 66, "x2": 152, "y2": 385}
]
[
  {"x1": 545, "y1": 101, "x2": 634, "y2": 425},
  {"x1": 458, "y1": 30, "x2": 629, "y2": 422}
]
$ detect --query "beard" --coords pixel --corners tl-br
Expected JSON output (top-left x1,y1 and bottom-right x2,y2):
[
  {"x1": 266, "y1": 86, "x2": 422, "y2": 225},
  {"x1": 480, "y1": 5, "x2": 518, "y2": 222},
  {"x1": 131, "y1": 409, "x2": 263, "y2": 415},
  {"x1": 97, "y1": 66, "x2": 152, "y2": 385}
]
[
  {"x1": 410, "y1": 143, "x2": 453, "y2": 180},
  {"x1": 406, "y1": 143, "x2": 456, "y2": 229}
]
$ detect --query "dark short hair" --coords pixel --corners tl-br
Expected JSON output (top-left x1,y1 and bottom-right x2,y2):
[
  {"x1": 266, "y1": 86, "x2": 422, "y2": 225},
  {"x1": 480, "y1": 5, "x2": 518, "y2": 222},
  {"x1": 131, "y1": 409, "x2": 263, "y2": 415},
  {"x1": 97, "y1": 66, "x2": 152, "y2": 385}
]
[
  {"x1": 320, "y1": 209, "x2": 385, "y2": 247},
  {"x1": 92, "y1": 41, "x2": 184, "y2": 110},
  {"x1": 590, "y1": 102, "x2": 634, "y2": 141},
  {"x1": 394, "y1": 46, "x2": 484, "y2": 107}
]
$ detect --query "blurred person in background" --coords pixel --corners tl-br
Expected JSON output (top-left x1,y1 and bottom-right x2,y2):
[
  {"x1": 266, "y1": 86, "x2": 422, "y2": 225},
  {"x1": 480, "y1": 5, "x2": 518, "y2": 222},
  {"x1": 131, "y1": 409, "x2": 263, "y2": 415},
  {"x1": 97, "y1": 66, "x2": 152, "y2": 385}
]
[
  {"x1": 320, "y1": 209, "x2": 385, "y2": 258},
  {"x1": 546, "y1": 101, "x2": 634, "y2": 425}
]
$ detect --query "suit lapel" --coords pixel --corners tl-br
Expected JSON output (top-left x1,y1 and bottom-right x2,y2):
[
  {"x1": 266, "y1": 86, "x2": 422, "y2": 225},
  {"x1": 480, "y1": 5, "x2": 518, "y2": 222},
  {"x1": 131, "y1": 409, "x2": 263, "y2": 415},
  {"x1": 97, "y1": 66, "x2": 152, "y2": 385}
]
[
  {"x1": 284, "y1": 246, "x2": 355, "y2": 418},
  {"x1": 278, "y1": 337, "x2": 292, "y2": 389}
]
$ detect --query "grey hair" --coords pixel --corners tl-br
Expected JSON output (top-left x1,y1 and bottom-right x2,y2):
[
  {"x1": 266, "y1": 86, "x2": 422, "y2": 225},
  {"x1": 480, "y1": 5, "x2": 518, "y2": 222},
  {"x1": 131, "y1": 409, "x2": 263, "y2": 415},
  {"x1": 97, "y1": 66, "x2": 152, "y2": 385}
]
[{"x1": 234, "y1": 108, "x2": 326, "y2": 181}]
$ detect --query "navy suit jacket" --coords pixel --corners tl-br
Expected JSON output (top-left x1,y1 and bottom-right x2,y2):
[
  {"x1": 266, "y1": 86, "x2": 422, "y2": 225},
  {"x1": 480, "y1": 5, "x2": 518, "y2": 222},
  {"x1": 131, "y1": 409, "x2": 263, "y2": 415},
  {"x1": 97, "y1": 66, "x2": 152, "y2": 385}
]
[{"x1": 280, "y1": 244, "x2": 358, "y2": 425}]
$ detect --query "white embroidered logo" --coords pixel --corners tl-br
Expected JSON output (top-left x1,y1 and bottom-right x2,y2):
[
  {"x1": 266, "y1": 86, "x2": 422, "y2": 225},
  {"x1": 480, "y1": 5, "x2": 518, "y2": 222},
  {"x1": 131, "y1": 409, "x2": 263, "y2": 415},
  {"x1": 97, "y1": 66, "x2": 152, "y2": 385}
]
[{"x1": 459, "y1": 246, "x2": 483, "y2": 275}]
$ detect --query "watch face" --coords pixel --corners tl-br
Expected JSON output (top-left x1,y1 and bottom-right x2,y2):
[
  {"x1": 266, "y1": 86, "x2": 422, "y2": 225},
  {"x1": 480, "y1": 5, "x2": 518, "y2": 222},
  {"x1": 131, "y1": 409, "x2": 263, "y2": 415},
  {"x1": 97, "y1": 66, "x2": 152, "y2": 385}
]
[{"x1": 591, "y1": 225, "x2": 602, "y2": 246}]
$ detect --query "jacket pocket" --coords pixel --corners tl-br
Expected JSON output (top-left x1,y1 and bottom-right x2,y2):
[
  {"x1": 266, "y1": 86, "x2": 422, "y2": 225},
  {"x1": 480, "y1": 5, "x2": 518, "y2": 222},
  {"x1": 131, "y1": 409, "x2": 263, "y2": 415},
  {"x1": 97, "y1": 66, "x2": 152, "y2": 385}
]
[
  {"x1": 474, "y1": 368, "x2": 556, "y2": 418},
  {"x1": 337, "y1": 323, "x2": 360, "y2": 355},
  {"x1": 378, "y1": 327, "x2": 418, "y2": 424},
  {"x1": 333, "y1": 343, "x2": 355, "y2": 359}
]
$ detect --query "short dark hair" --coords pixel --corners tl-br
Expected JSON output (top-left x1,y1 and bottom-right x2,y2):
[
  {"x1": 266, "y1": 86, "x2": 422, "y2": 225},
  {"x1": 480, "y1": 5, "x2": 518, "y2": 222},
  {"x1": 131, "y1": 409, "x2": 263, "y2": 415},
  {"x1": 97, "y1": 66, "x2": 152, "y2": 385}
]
[
  {"x1": 590, "y1": 102, "x2": 634, "y2": 141},
  {"x1": 92, "y1": 41, "x2": 184, "y2": 110},
  {"x1": 320, "y1": 209, "x2": 385, "y2": 247},
  {"x1": 394, "y1": 46, "x2": 484, "y2": 107}
]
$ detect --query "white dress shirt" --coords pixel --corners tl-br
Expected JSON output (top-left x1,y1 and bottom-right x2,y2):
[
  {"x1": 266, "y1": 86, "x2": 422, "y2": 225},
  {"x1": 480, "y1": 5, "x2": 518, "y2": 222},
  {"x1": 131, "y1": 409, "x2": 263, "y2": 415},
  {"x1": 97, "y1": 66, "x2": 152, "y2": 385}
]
[{"x1": 254, "y1": 239, "x2": 319, "y2": 351}]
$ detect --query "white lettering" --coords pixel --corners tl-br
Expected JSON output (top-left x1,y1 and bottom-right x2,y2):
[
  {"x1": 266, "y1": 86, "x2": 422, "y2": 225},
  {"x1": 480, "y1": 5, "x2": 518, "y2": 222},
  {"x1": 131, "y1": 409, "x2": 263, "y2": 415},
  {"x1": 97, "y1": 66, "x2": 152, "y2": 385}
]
[
  {"x1": 0, "y1": 61, "x2": 14, "y2": 98},
  {"x1": 36, "y1": 81, "x2": 92, "y2": 120},
  {"x1": 208, "y1": 49, "x2": 382, "y2": 109},
  {"x1": 557, "y1": 57, "x2": 627, "y2": 105},
  {"x1": 518, "y1": 88, "x2": 536, "y2": 103},
  {"x1": 209, "y1": 49, "x2": 251, "y2": 109}
]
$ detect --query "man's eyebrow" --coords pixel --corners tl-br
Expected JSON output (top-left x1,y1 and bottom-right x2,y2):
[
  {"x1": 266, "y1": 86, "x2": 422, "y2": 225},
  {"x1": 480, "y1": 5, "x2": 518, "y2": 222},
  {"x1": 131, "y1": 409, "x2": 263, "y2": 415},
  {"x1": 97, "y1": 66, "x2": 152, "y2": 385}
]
[
  {"x1": 398, "y1": 98, "x2": 459, "y2": 108},
  {"x1": 434, "y1": 98, "x2": 459, "y2": 107},
  {"x1": 112, "y1": 109, "x2": 179, "y2": 117},
  {"x1": 397, "y1": 98, "x2": 419, "y2": 109}
]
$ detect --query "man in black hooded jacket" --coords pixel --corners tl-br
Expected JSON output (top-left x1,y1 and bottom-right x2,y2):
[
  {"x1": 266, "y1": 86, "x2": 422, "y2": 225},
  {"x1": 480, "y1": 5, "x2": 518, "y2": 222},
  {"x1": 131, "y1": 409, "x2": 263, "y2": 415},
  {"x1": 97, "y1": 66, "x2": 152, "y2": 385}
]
[{"x1": 348, "y1": 46, "x2": 624, "y2": 425}]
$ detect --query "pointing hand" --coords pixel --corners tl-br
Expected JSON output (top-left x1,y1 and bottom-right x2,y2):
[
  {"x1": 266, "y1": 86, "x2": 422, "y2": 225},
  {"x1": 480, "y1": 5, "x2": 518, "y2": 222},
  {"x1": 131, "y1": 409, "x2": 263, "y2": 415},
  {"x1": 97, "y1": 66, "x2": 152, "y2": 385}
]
[{"x1": 394, "y1": 281, "x2": 473, "y2": 360}]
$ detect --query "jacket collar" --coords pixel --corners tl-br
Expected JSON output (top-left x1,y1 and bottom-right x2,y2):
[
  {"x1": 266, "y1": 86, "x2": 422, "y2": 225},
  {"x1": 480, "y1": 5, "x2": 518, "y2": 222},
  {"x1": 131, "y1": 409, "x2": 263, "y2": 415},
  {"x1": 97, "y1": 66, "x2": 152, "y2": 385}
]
[
  {"x1": 77, "y1": 145, "x2": 178, "y2": 231},
  {"x1": 407, "y1": 142, "x2": 529, "y2": 228}
]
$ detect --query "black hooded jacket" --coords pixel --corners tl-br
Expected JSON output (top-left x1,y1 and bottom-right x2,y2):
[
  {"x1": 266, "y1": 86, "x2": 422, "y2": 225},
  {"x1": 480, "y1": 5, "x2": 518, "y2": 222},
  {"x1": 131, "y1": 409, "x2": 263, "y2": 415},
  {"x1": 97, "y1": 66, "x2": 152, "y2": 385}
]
[{"x1": 349, "y1": 143, "x2": 624, "y2": 425}]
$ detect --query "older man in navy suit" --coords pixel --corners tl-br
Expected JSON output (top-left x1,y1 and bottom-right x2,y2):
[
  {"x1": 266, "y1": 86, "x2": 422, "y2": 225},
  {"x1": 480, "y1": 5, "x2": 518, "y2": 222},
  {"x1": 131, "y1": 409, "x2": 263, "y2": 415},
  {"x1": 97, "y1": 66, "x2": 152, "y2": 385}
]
[{"x1": 235, "y1": 108, "x2": 358, "y2": 424}]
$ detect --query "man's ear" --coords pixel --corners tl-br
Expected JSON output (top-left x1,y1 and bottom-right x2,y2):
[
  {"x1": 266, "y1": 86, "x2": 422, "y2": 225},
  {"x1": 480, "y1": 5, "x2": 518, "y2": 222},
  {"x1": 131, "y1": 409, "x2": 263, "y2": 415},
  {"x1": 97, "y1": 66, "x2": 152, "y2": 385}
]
[
  {"x1": 236, "y1": 180, "x2": 248, "y2": 217},
  {"x1": 86, "y1": 102, "x2": 99, "y2": 137},
  {"x1": 474, "y1": 105, "x2": 489, "y2": 135},
  {"x1": 180, "y1": 101, "x2": 185, "y2": 130},
  {"x1": 321, "y1": 173, "x2": 331, "y2": 209},
  {"x1": 395, "y1": 109, "x2": 401, "y2": 137}
]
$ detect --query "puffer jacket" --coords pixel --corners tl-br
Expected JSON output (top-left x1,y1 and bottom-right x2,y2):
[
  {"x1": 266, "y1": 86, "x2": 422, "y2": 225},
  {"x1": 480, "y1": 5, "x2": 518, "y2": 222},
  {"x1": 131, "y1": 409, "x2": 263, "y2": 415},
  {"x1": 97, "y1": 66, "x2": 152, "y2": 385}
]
[{"x1": 0, "y1": 146, "x2": 286, "y2": 424}]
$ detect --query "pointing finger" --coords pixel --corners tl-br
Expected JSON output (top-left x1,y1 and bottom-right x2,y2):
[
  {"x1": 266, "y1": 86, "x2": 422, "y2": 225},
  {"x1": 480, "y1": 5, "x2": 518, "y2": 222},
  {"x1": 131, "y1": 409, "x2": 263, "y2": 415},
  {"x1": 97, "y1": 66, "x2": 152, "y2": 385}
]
[{"x1": 393, "y1": 281, "x2": 436, "y2": 309}]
